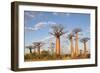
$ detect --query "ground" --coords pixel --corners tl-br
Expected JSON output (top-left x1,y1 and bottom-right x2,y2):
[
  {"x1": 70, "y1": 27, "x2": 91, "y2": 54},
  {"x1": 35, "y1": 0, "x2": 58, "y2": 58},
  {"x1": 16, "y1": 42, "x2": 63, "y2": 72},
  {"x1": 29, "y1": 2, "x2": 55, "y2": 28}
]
[{"x1": 24, "y1": 51, "x2": 90, "y2": 62}]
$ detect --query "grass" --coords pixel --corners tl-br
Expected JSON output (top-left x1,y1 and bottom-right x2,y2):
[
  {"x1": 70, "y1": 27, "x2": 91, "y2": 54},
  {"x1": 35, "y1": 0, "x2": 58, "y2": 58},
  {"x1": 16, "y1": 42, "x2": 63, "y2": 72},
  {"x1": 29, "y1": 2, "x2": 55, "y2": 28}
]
[{"x1": 24, "y1": 50, "x2": 90, "y2": 62}]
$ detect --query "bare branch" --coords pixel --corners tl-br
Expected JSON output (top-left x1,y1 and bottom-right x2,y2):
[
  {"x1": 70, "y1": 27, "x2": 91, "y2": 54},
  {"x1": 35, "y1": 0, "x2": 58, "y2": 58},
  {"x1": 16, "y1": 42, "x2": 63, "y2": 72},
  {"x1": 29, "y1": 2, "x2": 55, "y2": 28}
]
[
  {"x1": 72, "y1": 28, "x2": 82, "y2": 33},
  {"x1": 25, "y1": 45, "x2": 36, "y2": 49},
  {"x1": 50, "y1": 24, "x2": 66, "y2": 37},
  {"x1": 49, "y1": 32, "x2": 56, "y2": 36},
  {"x1": 80, "y1": 37, "x2": 90, "y2": 43},
  {"x1": 68, "y1": 33, "x2": 75, "y2": 40},
  {"x1": 33, "y1": 42, "x2": 44, "y2": 48}
]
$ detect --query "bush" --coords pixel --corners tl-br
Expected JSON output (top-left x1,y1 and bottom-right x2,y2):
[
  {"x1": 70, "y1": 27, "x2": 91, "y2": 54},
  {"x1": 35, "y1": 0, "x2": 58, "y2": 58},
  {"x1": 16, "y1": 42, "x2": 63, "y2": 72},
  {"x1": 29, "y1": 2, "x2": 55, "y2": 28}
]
[{"x1": 24, "y1": 54, "x2": 33, "y2": 60}]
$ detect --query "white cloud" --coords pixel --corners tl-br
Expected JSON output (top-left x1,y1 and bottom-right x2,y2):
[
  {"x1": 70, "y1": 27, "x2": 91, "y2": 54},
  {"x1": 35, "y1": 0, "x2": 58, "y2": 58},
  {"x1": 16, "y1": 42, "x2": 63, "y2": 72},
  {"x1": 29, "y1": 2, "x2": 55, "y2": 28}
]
[
  {"x1": 52, "y1": 12, "x2": 58, "y2": 15},
  {"x1": 47, "y1": 21, "x2": 56, "y2": 25},
  {"x1": 34, "y1": 22, "x2": 47, "y2": 30},
  {"x1": 65, "y1": 13, "x2": 70, "y2": 16},
  {"x1": 24, "y1": 11, "x2": 41, "y2": 19},
  {"x1": 26, "y1": 13, "x2": 35, "y2": 18},
  {"x1": 25, "y1": 22, "x2": 47, "y2": 31},
  {"x1": 53, "y1": 12, "x2": 70, "y2": 16},
  {"x1": 25, "y1": 27, "x2": 36, "y2": 31},
  {"x1": 25, "y1": 21, "x2": 57, "y2": 31},
  {"x1": 25, "y1": 12, "x2": 35, "y2": 18}
]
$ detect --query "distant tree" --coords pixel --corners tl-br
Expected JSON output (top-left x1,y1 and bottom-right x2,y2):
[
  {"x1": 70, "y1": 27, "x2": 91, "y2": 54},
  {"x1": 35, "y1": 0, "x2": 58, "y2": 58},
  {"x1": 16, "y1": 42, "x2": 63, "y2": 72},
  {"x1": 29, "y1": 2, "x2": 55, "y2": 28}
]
[
  {"x1": 80, "y1": 37, "x2": 90, "y2": 56},
  {"x1": 50, "y1": 24, "x2": 66, "y2": 56},
  {"x1": 33, "y1": 42, "x2": 44, "y2": 55},
  {"x1": 26, "y1": 45, "x2": 35, "y2": 54},
  {"x1": 73, "y1": 28, "x2": 82, "y2": 56}
]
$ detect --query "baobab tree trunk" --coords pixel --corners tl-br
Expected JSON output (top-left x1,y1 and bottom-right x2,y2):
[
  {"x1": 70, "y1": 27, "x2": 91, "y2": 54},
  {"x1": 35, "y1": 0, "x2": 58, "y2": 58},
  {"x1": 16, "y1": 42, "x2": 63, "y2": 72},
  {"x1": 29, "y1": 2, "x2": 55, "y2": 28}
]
[
  {"x1": 29, "y1": 48, "x2": 32, "y2": 54},
  {"x1": 37, "y1": 47, "x2": 40, "y2": 55},
  {"x1": 70, "y1": 39, "x2": 74, "y2": 58},
  {"x1": 75, "y1": 32, "x2": 79, "y2": 56},
  {"x1": 56, "y1": 37, "x2": 60, "y2": 56},
  {"x1": 84, "y1": 42, "x2": 87, "y2": 57}
]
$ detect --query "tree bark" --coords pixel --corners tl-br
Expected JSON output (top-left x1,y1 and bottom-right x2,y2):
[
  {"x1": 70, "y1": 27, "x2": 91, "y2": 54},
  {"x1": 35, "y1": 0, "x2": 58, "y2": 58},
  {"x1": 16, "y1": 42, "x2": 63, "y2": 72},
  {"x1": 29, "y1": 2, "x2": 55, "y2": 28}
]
[
  {"x1": 75, "y1": 32, "x2": 79, "y2": 56},
  {"x1": 29, "y1": 48, "x2": 32, "y2": 54},
  {"x1": 56, "y1": 37, "x2": 60, "y2": 56},
  {"x1": 70, "y1": 38, "x2": 74, "y2": 58},
  {"x1": 38, "y1": 47, "x2": 40, "y2": 55},
  {"x1": 84, "y1": 42, "x2": 87, "y2": 56}
]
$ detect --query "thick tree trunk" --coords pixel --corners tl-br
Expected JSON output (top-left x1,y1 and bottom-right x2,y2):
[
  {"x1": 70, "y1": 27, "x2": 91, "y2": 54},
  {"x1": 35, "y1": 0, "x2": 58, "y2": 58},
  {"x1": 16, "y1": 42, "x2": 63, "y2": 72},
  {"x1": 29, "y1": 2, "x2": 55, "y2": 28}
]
[
  {"x1": 75, "y1": 32, "x2": 79, "y2": 56},
  {"x1": 56, "y1": 37, "x2": 60, "y2": 56},
  {"x1": 38, "y1": 47, "x2": 40, "y2": 55},
  {"x1": 70, "y1": 39, "x2": 74, "y2": 58},
  {"x1": 84, "y1": 42, "x2": 87, "y2": 56},
  {"x1": 29, "y1": 48, "x2": 32, "y2": 54}
]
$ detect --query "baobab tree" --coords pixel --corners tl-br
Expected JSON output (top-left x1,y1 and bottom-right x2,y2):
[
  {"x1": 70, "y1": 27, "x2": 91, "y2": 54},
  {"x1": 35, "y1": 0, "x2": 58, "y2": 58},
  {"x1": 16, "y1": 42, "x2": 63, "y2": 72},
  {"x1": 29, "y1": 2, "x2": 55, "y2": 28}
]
[
  {"x1": 50, "y1": 24, "x2": 66, "y2": 56},
  {"x1": 73, "y1": 28, "x2": 82, "y2": 57},
  {"x1": 33, "y1": 42, "x2": 44, "y2": 55},
  {"x1": 68, "y1": 33, "x2": 75, "y2": 58},
  {"x1": 26, "y1": 45, "x2": 35, "y2": 54},
  {"x1": 80, "y1": 37, "x2": 90, "y2": 57}
]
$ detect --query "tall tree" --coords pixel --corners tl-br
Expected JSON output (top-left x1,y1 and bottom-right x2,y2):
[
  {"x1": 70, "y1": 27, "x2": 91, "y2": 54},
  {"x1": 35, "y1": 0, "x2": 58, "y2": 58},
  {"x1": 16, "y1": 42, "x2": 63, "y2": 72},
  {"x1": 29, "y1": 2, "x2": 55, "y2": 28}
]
[
  {"x1": 50, "y1": 24, "x2": 66, "y2": 56},
  {"x1": 33, "y1": 42, "x2": 44, "y2": 55},
  {"x1": 80, "y1": 37, "x2": 90, "y2": 57},
  {"x1": 26, "y1": 45, "x2": 35, "y2": 54},
  {"x1": 68, "y1": 33, "x2": 75, "y2": 58},
  {"x1": 73, "y1": 28, "x2": 82, "y2": 56}
]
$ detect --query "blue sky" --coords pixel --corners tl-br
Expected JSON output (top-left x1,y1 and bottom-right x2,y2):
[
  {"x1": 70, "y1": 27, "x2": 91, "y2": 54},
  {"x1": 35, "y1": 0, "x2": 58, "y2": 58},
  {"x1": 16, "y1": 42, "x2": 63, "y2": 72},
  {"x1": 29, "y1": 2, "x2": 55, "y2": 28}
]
[{"x1": 24, "y1": 11, "x2": 90, "y2": 54}]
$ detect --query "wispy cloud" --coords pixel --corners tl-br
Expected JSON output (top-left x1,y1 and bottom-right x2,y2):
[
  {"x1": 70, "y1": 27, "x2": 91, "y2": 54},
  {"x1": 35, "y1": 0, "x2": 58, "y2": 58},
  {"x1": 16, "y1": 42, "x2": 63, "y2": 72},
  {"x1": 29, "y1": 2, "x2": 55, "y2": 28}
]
[
  {"x1": 52, "y1": 12, "x2": 58, "y2": 15},
  {"x1": 34, "y1": 22, "x2": 46, "y2": 30},
  {"x1": 25, "y1": 22, "x2": 46, "y2": 31},
  {"x1": 24, "y1": 11, "x2": 40, "y2": 25},
  {"x1": 53, "y1": 12, "x2": 70, "y2": 16},
  {"x1": 47, "y1": 21, "x2": 56, "y2": 24},
  {"x1": 25, "y1": 27, "x2": 36, "y2": 31},
  {"x1": 25, "y1": 21, "x2": 57, "y2": 31},
  {"x1": 24, "y1": 11, "x2": 41, "y2": 18},
  {"x1": 25, "y1": 12, "x2": 35, "y2": 18},
  {"x1": 65, "y1": 13, "x2": 70, "y2": 16},
  {"x1": 41, "y1": 36, "x2": 54, "y2": 42}
]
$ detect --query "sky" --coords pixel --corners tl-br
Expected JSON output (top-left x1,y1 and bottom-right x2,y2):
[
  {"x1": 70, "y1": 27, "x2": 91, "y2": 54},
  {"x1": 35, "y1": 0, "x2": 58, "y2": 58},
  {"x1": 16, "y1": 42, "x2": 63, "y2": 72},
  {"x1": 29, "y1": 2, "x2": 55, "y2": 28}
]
[{"x1": 24, "y1": 11, "x2": 90, "y2": 54}]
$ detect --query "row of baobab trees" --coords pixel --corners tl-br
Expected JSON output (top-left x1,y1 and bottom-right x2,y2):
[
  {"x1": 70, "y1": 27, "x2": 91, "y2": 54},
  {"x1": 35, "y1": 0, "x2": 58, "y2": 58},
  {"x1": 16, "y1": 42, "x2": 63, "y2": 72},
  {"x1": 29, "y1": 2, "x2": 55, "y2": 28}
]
[{"x1": 26, "y1": 24, "x2": 90, "y2": 59}]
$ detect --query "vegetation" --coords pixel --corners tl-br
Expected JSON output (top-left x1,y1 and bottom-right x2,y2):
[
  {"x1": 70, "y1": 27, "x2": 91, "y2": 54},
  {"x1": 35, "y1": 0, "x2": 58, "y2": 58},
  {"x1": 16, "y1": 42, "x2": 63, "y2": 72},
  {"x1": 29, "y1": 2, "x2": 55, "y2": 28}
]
[
  {"x1": 67, "y1": 33, "x2": 75, "y2": 58},
  {"x1": 25, "y1": 24, "x2": 90, "y2": 62},
  {"x1": 50, "y1": 24, "x2": 66, "y2": 56},
  {"x1": 72, "y1": 28, "x2": 82, "y2": 57},
  {"x1": 33, "y1": 42, "x2": 44, "y2": 55},
  {"x1": 24, "y1": 50, "x2": 90, "y2": 61},
  {"x1": 80, "y1": 37, "x2": 90, "y2": 57}
]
